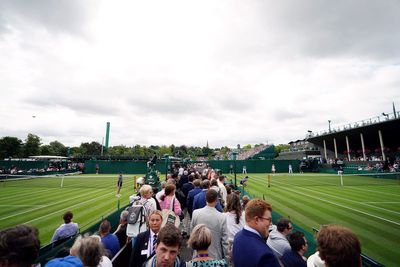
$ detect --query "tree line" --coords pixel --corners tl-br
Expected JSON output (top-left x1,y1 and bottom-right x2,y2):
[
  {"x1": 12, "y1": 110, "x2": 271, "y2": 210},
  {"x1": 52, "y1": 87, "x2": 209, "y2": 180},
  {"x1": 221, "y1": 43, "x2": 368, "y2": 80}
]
[{"x1": 0, "y1": 134, "x2": 269, "y2": 160}]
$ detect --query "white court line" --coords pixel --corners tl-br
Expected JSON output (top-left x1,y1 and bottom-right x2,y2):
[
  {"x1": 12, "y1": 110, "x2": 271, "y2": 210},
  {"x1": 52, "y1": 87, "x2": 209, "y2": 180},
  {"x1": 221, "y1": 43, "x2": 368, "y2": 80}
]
[
  {"x1": 272, "y1": 180, "x2": 400, "y2": 226},
  {"x1": 346, "y1": 186, "x2": 400, "y2": 198},
  {"x1": 0, "y1": 204, "x2": 46, "y2": 207},
  {"x1": 297, "y1": 184, "x2": 400, "y2": 215},
  {"x1": 363, "y1": 202, "x2": 400, "y2": 204},
  {"x1": 23, "y1": 190, "x2": 119, "y2": 224},
  {"x1": 0, "y1": 188, "x2": 107, "y2": 221}
]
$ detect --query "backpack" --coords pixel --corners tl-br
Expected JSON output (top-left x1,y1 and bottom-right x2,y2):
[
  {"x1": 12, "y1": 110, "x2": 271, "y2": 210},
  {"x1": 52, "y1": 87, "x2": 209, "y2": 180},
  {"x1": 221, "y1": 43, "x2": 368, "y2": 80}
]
[{"x1": 126, "y1": 201, "x2": 148, "y2": 237}]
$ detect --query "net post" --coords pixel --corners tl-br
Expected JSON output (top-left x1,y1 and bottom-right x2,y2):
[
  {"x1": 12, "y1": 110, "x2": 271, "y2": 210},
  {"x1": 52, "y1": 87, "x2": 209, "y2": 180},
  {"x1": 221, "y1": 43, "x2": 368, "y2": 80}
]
[{"x1": 340, "y1": 174, "x2": 343, "y2": 186}]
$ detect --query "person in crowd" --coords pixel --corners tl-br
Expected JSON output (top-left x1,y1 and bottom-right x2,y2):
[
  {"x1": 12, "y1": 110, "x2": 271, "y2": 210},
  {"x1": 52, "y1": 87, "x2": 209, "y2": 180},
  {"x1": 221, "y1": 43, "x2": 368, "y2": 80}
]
[
  {"x1": 241, "y1": 195, "x2": 250, "y2": 210},
  {"x1": 232, "y1": 199, "x2": 280, "y2": 267},
  {"x1": 181, "y1": 174, "x2": 195, "y2": 199},
  {"x1": 155, "y1": 181, "x2": 167, "y2": 202},
  {"x1": 225, "y1": 193, "x2": 245, "y2": 244},
  {"x1": 217, "y1": 175, "x2": 228, "y2": 206},
  {"x1": 193, "y1": 180, "x2": 223, "y2": 212},
  {"x1": 114, "y1": 210, "x2": 129, "y2": 247},
  {"x1": 141, "y1": 185, "x2": 158, "y2": 214},
  {"x1": 178, "y1": 170, "x2": 189, "y2": 189},
  {"x1": 159, "y1": 184, "x2": 182, "y2": 216},
  {"x1": 78, "y1": 235, "x2": 112, "y2": 267},
  {"x1": 191, "y1": 190, "x2": 229, "y2": 261},
  {"x1": 187, "y1": 179, "x2": 202, "y2": 218},
  {"x1": 267, "y1": 218, "x2": 293, "y2": 260},
  {"x1": 142, "y1": 224, "x2": 185, "y2": 267},
  {"x1": 316, "y1": 224, "x2": 362, "y2": 267},
  {"x1": 186, "y1": 224, "x2": 227, "y2": 267},
  {"x1": 0, "y1": 225, "x2": 40, "y2": 267},
  {"x1": 181, "y1": 174, "x2": 195, "y2": 236},
  {"x1": 99, "y1": 220, "x2": 120, "y2": 258},
  {"x1": 129, "y1": 210, "x2": 163, "y2": 267},
  {"x1": 225, "y1": 193, "x2": 245, "y2": 265},
  {"x1": 51, "y1": 211, "x2": 79, "y2": 243},
  {"x1": 281, "y1": 231, "x2": 308, "y2": 267}
]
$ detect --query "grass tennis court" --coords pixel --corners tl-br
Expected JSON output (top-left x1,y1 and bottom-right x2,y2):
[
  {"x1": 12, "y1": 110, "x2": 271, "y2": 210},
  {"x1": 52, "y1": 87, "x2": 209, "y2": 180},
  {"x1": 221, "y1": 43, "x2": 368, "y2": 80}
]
[
  {"x1": 227, "y1": 173, "x2": 400, "y2": 267},
  {"x1": 0, "y1": 174, "x2": 140, "y2": 245},
  {"x1": 1, "y1": 172, "x2": 399, "y2": 266}
]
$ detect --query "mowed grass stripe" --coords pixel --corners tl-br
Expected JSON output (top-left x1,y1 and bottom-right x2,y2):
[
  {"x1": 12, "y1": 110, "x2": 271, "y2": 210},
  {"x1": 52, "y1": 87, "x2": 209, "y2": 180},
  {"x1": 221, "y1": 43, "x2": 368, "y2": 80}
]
[
  {"x1": 272, "y1": 179, "x2": 400, "y2": 226},
  {"x1": 245, "y1": 173, "x2": 400, "y2": 267},
  {"x1": 295, "y1": 185, "x2": 400, "y2": 218},
  {"x1": 0, "y1": 188, "x2": 109, "y2": 226},
  {"x1": 0, "y1": 174, "x2": 139, "y2": 245},
  {"x1": 33, "y1": 189, "x2": 130, "y2": 243},
  {"x1": 261, "y1": 185, "x2": 399, "y2": 265}
]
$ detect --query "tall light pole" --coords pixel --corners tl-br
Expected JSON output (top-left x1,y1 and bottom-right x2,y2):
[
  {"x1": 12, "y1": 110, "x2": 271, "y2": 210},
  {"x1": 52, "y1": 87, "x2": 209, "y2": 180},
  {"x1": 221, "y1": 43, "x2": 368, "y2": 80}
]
[{"x1": 328, "y1": 120, "x2": 331, "y2": 133}]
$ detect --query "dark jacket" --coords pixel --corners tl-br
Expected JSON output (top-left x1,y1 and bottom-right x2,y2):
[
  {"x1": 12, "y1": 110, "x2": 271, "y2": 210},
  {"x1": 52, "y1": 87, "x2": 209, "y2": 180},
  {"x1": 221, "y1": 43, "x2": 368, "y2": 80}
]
[{"x1": 129, "y1": 230, "x2": 151, "y2": 267}]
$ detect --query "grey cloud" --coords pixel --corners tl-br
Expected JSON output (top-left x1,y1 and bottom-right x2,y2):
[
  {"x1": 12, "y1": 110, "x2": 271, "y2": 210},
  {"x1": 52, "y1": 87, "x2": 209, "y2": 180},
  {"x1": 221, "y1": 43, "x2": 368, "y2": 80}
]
[
  {"x1": 268, "y1": 0, "x2": 400, "y2": 60},
  {"x1": 23, "y1": 94, "x2": 120, "y2": 117},
  {"x1": 273, "y1": 109, "x2": 305, "y2": 121},
  {"x1": 0, "y1": 0, "x2": 97, "y2": 36}
]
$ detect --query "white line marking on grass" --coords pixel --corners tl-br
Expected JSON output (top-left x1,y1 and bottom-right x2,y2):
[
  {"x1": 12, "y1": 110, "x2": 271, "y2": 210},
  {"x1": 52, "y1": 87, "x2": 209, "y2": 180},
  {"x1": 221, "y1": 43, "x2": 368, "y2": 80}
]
[
  {"x1": 23, "y1": 191, "x2": 119, "y2": 224},
  {"x1": 272, "y1": 180, "x2": 400, "y2": 226},
  {"x1": 0, "y1": 188, "x2": 108, "y2": 221},
  {"x1": 345, "y1": 186, "x2": 400, "y2": 198},
  {"x1": 362, "y1": 202, "x2": 400, "y2": 204},
  {"x1": 0, "y1": 204, "x2": 46, "y2": 207},
  {"x1": 298, "y1": 185, "x2": 400, "y2": 215}
]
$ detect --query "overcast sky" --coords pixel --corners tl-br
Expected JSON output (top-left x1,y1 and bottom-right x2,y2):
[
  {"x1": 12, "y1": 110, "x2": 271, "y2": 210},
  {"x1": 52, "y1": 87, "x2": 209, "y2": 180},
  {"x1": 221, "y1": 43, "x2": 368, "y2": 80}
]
[{"x1": 1, "y1": 0, "x2": 399, "y2": 148}]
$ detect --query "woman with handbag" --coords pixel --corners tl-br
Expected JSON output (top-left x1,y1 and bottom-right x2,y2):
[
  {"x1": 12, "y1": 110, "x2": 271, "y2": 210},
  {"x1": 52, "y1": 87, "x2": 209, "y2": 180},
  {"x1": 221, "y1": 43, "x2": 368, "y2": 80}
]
[{"x1": 159, "y1": 184, "x2": 182, "y2": 228}]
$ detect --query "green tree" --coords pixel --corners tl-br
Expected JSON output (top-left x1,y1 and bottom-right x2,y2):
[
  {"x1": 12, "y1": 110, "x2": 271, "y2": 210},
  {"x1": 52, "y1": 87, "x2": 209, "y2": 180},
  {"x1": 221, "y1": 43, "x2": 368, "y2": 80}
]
[
  {"x1": 275, "y1": 144, "x2": 290, "y2": 154},
  {"x1": 132, "y1": 145, "x2": 146, "y2": 158},
  {"x1": 0, "y1": 136, "x2": 23, "y2": 159},
  {"x1": 40, "y1": 145, "x2": 51, "y2": 155},
  {"x1": 243, "y1": 144, "x2": 252, "y2": 150},
  {"x1": 78, "y1": 141, "x2": 102, "y2": 155},
  {"x1": 158, "y1": 145, "x2": 172, "y2": 157},
  {"x1": 22, "y1": 134, "x2": 41, "y2": 157},
  {"x1": 108, "y1": 145, "x2": 133, "y2": 156},
  {"x1": 48, "y1": 141, "x2": 67, "y2": 156}
]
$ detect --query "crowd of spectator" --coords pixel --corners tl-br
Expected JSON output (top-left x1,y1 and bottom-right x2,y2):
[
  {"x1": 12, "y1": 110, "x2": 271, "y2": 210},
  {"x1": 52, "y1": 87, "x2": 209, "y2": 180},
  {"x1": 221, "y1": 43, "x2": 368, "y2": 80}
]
[
  {"x1": 0, "y1": 162, "x2": 83, "y2": 176},
  {"x1": 1, "y1": 164, "x2": 364, "y2": 267}
]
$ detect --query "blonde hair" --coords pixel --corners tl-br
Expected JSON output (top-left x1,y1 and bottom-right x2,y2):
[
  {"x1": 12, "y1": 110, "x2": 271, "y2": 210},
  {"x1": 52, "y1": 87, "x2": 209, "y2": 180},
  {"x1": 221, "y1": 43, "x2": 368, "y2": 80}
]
[
  {"x1": 187, "y1": 224, "x2": 212, "y2": 251},
  {"x1": 140, "y1": 184, "x2": 153, "y2": 197}
]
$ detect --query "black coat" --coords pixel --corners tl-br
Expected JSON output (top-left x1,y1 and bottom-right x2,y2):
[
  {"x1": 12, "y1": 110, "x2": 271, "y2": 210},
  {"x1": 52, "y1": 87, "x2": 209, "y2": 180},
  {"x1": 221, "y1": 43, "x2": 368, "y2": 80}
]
[{"x1": 129, "y1": 230, "x2": 151, "y2": 267}]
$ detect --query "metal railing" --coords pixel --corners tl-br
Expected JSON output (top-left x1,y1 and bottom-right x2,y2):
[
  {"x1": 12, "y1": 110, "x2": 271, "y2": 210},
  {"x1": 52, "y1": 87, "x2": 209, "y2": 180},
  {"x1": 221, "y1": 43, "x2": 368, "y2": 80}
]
[{"x1": 307, "y1": 111, "x2": 399, "y2": 139}]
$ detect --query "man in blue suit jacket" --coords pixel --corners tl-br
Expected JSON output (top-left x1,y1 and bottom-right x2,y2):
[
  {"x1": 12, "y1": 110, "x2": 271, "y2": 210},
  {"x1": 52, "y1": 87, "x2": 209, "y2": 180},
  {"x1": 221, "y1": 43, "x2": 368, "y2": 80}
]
[{"x1": 232, "y1": 199, "x2": 280, "y2": 267}]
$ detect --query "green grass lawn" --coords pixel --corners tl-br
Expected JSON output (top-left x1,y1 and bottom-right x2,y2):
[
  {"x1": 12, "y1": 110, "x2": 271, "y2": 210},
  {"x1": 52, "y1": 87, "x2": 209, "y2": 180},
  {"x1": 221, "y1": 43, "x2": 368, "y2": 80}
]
[
  {"x1": 1, "y1": 172, "x2": 399, "y2": 266},
  {"x1": 226, "y1": 173, "x2": 400, "y2": 267},
  {"x1": 0, "y1": 174, "x2": 142, "y2": 245}
]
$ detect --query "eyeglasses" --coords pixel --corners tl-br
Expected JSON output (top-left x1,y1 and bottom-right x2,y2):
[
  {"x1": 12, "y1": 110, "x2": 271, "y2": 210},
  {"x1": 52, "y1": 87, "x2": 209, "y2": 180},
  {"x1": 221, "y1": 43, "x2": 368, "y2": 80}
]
[{"x1": 258, "y1": 216, "x2": 272, "y2": 222}]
